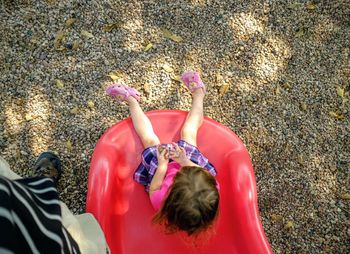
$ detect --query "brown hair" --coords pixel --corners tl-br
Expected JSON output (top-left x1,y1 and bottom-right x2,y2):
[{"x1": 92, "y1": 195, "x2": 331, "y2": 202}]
[{"x1": 152, "y1": 166, "x2": 219, "y2": 236}]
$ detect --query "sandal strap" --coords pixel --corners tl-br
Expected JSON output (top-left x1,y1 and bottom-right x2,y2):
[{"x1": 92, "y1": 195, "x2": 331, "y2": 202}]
[
  {"x1": 181, "y1": 71, "x2": 206, "y2": 93},
  {"x1": 106, "y1": 84, "x2": 140, "y2": 102}
]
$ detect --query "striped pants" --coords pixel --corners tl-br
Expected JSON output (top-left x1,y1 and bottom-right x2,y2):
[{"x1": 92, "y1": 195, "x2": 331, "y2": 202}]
[{"x1": 0, "y1": 157, "x2": 108, "y2": 254}]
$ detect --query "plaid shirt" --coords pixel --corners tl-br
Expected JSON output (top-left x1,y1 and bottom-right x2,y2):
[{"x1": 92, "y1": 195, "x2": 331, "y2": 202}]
[{"x1": 134, "y1": 140, "x2": 216, "y2": 192}]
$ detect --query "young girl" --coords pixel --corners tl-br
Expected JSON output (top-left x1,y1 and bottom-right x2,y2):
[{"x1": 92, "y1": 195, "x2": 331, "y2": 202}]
[{"x1": 106, "y1": 71, "x2": 219, "y2": 236}]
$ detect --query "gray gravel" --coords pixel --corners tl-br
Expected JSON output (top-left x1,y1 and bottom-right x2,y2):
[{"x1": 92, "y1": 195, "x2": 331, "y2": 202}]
[{"x1": 1, "y1": 0, "x2": 349, "y2": 253}]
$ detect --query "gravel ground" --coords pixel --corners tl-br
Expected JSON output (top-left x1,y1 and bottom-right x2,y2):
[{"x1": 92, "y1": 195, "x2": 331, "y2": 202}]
[{"x1": 0, "y1": 0, "x2": 349, "y2": 253}]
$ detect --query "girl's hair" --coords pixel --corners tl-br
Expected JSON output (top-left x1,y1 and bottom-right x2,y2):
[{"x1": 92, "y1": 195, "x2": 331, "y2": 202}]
[{"x1": 152, "y1": 166, "x2": 219, "y2": 236}]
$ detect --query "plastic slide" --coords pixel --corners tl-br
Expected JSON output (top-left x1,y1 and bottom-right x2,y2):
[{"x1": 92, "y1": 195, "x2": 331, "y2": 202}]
[{"x1": 86, "y1": 110, "x2": 273, "y2": 254}]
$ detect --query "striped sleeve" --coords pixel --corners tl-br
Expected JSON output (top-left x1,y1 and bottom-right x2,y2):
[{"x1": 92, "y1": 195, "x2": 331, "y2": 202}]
[{"x1": 0, "y1": 176, "x2": 80, "y2": 254}]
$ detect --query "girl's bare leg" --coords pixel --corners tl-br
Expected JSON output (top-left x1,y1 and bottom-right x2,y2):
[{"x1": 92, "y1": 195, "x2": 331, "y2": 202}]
[
  {"x1": 127, "y1": 97, "x2": 160, "y2": 148},
  {"x1": 180, "y1": 89, "x2": 205, "y2": 146}
]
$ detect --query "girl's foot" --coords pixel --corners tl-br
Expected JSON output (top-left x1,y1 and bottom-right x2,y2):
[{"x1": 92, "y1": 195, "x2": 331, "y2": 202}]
[
  {"x1": 181, "y1": 71, "x2": 206, "y2": 94},
  {"x1": 106, "y1": 83, "x2": 140, "y2": 103}
]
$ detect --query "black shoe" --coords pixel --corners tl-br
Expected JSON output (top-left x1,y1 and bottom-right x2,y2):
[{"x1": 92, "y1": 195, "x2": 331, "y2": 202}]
[{"x1": 34, "y1": 152, "x2": 62, "y2": 185}]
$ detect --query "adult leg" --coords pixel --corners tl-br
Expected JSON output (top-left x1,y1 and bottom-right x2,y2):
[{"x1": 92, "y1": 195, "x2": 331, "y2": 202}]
[
  {"x1": 180, "y1": 89, "x2": 205, "y2": 146},
  {"x1": 127, "y1": 97, "x2": 160, "y2": 148},
  {"x1": 0, "y1": 156, "x2": 21, "y2": 180}
]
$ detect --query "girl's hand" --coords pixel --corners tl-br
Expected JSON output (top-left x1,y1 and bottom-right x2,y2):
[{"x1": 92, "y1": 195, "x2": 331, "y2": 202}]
[
  {"x1": 169, "y1": 142, "x2": 190, "y2": 166},
  {"x1": 156, "y1": 145, "x2": 169, "y2": 166}
]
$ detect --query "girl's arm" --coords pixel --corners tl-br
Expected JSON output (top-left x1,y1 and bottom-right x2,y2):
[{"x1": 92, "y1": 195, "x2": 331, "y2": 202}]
[
  {"x1": 149, "y1": 162, "x2": 167, "y2": 196},
  {"x1": 149, "y1": 147, "x2": 169, "y2": 197}
]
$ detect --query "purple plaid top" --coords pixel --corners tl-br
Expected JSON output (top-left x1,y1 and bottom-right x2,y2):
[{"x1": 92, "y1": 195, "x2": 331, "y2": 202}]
[{"x1": 134, "y1": 140, "x2": 217, "y2": 192}]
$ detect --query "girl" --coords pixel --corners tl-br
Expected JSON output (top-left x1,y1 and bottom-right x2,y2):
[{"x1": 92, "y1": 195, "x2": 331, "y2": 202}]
[{"x1": 106, "y1": 71, "x2": 219, "y2": 236}]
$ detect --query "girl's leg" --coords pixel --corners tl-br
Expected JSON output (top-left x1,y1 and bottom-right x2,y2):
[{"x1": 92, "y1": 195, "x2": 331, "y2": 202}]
[
  {"x1": 180, "y1": 89, "x2": 205, "y2": 146},
  {"x1": 127, "y1": 97, "x2": 160, "y2": 148}
]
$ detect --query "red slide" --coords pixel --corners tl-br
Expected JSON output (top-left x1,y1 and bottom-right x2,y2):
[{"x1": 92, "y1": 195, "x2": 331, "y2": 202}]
[{"x1": 86, "y1": 110, "x2": 273, "y2": 254}]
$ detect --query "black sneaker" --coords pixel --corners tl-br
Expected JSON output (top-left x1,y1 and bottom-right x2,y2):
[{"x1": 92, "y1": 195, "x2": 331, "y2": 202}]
[{"x1": 34, "y1": 152, "x2": 62, "y2": 185}]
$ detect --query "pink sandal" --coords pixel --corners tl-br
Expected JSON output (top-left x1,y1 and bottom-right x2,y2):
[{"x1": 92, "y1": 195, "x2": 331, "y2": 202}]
[
  {"x1": 106, "y1": 83, "x2": 140, "y2": 102},
  {"x1": 181, "y1": 71, "x2": 206, "y2": 93}
]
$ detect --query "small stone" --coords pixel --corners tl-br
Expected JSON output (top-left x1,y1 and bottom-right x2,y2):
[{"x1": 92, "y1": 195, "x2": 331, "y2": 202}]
[
  {"x1": 65, "y1": 43, "x2": 73, "y2": 50},
  {"x1": 39, "y1": 52, "x2": 47, "y2": 60},
  {"x1": 338, "y1": 193, "x2": 350, "y2": 201},
  {"x1": 271, "y1": 214, "x2": 283, "y2": 222},
  {"x1": 0, "y1": 137, "x2": 6, "y2": 147},
  {"x1": 25, "y1": 114, "x2": 33, "y2": 121},
  {"x1": 284, "y1": 221, "x2": 294, "y2": 230},
  {"x1": 20, "y1": 150, "x2": 28, "y2": 156},
  {"x1": 87, "y1": 101, "x2": 95, "y2": 108}
]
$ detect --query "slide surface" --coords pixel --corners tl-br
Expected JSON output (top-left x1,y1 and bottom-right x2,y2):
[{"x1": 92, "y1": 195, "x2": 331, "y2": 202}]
[{"x1": 87, "y1": 110, "x2": 273, "y2": 254}]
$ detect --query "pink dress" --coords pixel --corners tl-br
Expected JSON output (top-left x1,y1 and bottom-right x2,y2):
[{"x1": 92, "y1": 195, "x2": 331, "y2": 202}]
[{"x1": 150, "y1": 161, "x2": 181, "y2": 210}]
